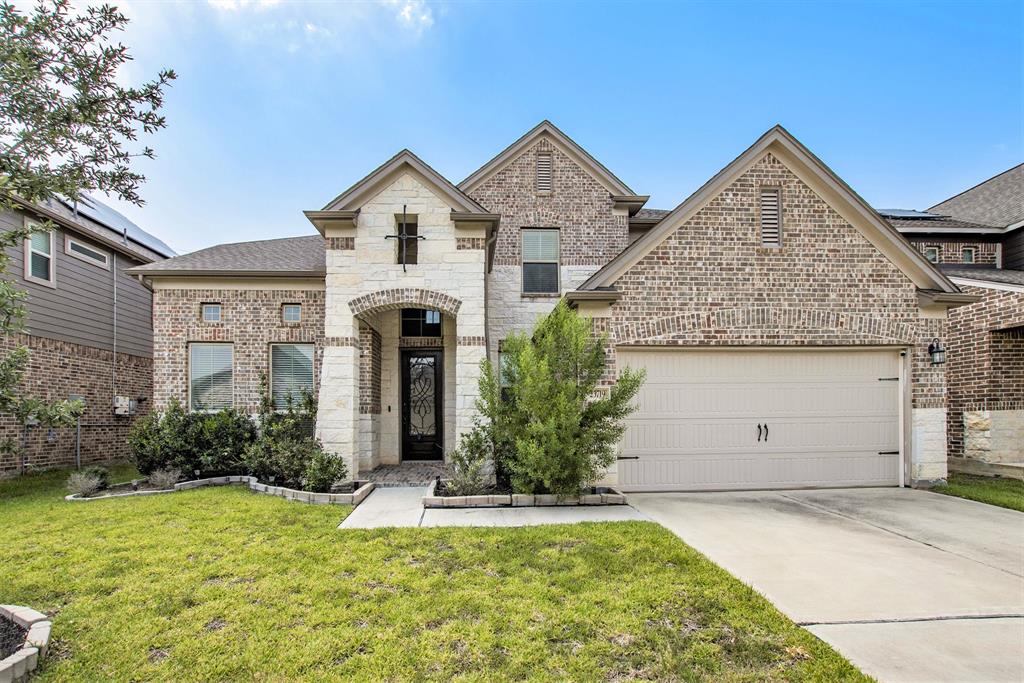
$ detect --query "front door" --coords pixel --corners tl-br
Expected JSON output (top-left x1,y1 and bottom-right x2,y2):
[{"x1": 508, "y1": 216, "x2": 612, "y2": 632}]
[{"x1": 401, "y1": 350, "x2": 444, "y2": 460}]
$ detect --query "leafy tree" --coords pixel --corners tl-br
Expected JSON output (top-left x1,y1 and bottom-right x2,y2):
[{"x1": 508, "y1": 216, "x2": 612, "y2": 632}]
[
  {"x1": 0, "y1": 0, "x2": 175, "y2": 464},
  {"x1": 477, "y1": 300, "x2": 645, "y2": 495}
]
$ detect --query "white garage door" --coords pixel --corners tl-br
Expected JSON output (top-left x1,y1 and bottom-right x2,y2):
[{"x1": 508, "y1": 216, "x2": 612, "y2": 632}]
[{"x1": 617, "y1": 349, "x2": 903, "y2": 491}]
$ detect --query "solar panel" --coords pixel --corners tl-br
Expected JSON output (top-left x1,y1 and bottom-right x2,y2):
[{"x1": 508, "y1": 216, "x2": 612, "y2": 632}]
[
  {"x1": 58, "y1": 195, "x2": 176, "y2": 257},
  {"x1": 875, "y1": 208, "x2": 947, "y2": 219}
]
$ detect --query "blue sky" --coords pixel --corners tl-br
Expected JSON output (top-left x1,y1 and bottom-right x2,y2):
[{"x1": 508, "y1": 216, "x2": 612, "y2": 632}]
[{"x1": 95, "y1": 0, "x2": 1022, "y2": 254}]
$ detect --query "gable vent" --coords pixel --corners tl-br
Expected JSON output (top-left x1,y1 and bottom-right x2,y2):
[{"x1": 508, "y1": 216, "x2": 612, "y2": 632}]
[
  {"x1": 760, "y1": 188, "x2": 781, "y2": 246},
  {"x1": 536, "y1": 152, "x2": 552, "y2": 192}
]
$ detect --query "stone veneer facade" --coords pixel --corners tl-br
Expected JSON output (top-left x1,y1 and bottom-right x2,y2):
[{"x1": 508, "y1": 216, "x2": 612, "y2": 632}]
[
  {"x1": 0, "y1": 334, "x2": 152, "y2": 476},
  {"x1": 945, "y1": 285, "x2": 1024, "y2": 465}
]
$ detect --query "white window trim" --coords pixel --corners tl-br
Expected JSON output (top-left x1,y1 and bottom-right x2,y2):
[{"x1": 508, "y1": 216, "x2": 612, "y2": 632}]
[
  {"x1": 521, "y1": 228, "x2": 560, "y2": 295},
  {"x1": 961, "y1": 247, "x2": 977, "y2": 264},
  {"x1": 23, "y1": 221, "x2": 56, "y2": 288},
  {"x1": 202, "y1": 303, "x2": 222, "y2": 323},
  {"x1": 188, "y1": 342, "x2": 234, "y2": 413},
  {"x1": 282, "y1": 303, "x2": 302, "y2": 324},
  {"x1": 269, "y1": 343, "x2": 315, "y2": 411},
  {"x1": 64, "y1": 235, "x2": 111, "y2": 270},
  {"x1": 924, "y1": 246, "x2": 940, "y2": 263}
]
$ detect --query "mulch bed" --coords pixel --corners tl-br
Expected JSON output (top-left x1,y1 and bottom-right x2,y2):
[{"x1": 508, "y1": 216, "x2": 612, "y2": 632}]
[
  {"x1": 80, "y1": 480, "x2": 170, "y2": 498},
  {"x1": 0, "y1": 616, "x2": 26, "y2": 660},
  {"x1": 435, "y1": 481, "x2": 511, "y2": 497}
]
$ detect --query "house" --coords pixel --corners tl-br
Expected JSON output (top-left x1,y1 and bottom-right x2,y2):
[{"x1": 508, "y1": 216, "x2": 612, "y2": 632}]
[
  {"x1": 881, "y1": 163, "x2": 1024, "y2": 479},
  {"x1": 0, "y1": 196, "x2": 175, "y2": 476},
  {"x1": 128, "y1": 122, "x2": 976, "y2": 491}
]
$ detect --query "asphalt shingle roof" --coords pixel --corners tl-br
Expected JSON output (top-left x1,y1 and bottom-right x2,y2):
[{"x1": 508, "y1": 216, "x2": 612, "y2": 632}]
[
  {"x1": 886, "y1": 217, "x2": 999, "y2": 232},
  {"x1": 633, "y1": 208, "x2": 672, "y2": 220},
  {"x1": 940, "y1": 265, "x2": 1024, "y2": 287},
  {"x1": 127, "y1": 235, "x2": 325, "y2": 275},
  {"x1": 929, "y1": 164, "x2": 1024, "y2": 228}
]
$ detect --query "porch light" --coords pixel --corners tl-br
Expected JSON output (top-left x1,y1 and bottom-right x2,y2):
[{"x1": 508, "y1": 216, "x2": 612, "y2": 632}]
[{"x1": 928, "y1": 338, "x2": 946, "y2": 365}]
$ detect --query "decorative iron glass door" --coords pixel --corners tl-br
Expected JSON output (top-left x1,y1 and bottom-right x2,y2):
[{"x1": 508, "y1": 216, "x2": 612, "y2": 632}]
[{"x1": 401, "y1": 350, "x2": 443, "y2": 460}]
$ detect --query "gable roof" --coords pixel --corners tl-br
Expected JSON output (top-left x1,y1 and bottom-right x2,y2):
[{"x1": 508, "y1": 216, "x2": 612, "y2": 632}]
[
  {"x1": 127, "y1": 235, "x2": 325, "y2": 277},
  {"x1": 578, "y1": 125, "x2": 960, "y2": 294},
  {"x1": 928, "y1": 164, "x2": 1023, "y2": 229},
  {"x1": 458, "y1": 120, "x2": 637, "y2": 197},
  {"x1": 321, "y1": 149, "x2": 488, "y2": 214}
]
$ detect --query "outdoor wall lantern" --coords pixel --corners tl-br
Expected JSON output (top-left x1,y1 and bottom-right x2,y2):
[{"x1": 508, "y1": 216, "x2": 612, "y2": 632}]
[{"x1": 928, "y1": 338, "x2": 947, "y2": 365}]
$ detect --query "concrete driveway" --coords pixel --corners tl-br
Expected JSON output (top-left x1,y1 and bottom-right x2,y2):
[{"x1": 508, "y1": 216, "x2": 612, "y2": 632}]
[{"x1": 630, "y1": 488, "x2": 1024, "y2": 683}]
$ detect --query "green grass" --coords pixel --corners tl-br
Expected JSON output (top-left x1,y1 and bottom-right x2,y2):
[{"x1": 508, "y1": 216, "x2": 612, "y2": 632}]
[
  {"x1": 935, "y1": 473, "x2": 1024, "y2": 512},
  {"x1": 0, "y1": 467, "x2": 867, "y2": 682}
]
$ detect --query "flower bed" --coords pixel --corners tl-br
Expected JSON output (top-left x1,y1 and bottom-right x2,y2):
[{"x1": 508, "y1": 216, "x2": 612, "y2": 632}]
[
  {"x1": 65, "y1": 476, "x2": 375, "y2": 506},
  {"x1": 421, "y1": 479, "x2": 627, "y2": 508},
  {"x1": 0, "y1": 605, "x2": 51, "y2": 682}
]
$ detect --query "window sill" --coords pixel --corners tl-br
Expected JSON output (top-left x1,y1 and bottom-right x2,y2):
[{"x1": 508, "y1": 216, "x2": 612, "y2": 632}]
[
  {"x1": 24, "y1": 274, "x2": 56, "y2": 289},
  {"x1": 521, "y1": 292, "x2": 560, "y2": 299}
]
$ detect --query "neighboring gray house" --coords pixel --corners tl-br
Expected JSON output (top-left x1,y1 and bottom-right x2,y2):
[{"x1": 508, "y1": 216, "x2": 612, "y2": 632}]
[{"x1": 0, "y1": 195, "x2": 174, "y2": 476}]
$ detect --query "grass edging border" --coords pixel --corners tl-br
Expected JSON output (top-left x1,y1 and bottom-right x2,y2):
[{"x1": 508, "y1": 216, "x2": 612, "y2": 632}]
[
  {"x1": 421, "y1": 479, "x2": 627, "y2": 508},
  {"x1": 65, "y1": 476, "x2": 375, "y2": 506},
  {"x1": 0, "y1": 605, "x2": 51, "y2": 682}
]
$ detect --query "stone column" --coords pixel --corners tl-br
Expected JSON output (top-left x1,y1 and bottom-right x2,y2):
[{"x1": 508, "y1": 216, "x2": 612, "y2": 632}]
[{"x1": 455, "y1": 325, "x2": 485, "y2": 447}]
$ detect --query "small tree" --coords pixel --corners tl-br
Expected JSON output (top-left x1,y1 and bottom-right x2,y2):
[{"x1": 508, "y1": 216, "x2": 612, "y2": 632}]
[
  {"x1": 477, "y1": 301, "x2": 645, "y2": 495},
  {"x1": 0, "y1": 0, "x2": 175, "y2": 467}
]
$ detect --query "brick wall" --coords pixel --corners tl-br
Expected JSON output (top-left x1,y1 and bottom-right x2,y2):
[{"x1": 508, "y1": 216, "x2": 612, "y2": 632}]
[
  {"x1": 909, "y1": 239, "x2": 999, "y2": 265},
  {"x1": 0, "y1": 333, "x2": 152, "y2": 476},
  {"x1": 358, "y1": 321, "x2": 381, "y2": 414},
  {"x1": 946, "y1": 285, "x2": 1024, "y2": 457},
  {"x1": 606, "y1": 152, "x2": 945, "y2": 408},
  {"x1": 153, "y1": 288, "x2": 325, "y2": 413}
]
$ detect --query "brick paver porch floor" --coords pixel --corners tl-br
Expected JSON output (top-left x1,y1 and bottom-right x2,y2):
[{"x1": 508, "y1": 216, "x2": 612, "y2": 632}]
[{"x1": 365, "y1": 462, "x2": 450, "y2": 487}]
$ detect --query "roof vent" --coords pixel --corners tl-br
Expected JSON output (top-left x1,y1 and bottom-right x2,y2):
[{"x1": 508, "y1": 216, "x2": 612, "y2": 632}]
[
  {"x1": 760, "y1": 188, "x2": 781, "y2": 246},
  {"x1": 536, "y1": 152, "x2": 552, "y2": 192}
]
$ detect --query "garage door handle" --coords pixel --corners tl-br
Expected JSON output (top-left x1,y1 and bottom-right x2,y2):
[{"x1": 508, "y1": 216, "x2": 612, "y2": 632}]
[
  {"x1": 757, "y1": 423, "x2": 762, "y2": 442},
  {"x1": 764, "y1": 424, "x2": 769, "y2": 442}
]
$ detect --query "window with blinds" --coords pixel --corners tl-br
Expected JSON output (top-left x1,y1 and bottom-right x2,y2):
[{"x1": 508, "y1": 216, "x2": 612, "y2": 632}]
[
  {"x1": 522, "y1": 228, "x2": 559, "y2": 294},
  {"x1": 25, "y1": 228, "x2": 54, "y2": 285},
  {"x1": 271, "y1": 344, "x2": 314, "y2": 410},
  {"x1": 536, "y1": 152, "x2": 552, "y2": 192},
  {"x1": 760, "y1": 188, "x2": 781, "y2": 246},
  {"x1": 189, "y1": 343, "x2": 233, "y2": 411}
]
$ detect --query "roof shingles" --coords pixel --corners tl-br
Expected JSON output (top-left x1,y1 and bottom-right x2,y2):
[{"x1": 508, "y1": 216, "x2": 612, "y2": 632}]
[{"x1": 127, "y1": 235, "x2": 325, "y2": 276}]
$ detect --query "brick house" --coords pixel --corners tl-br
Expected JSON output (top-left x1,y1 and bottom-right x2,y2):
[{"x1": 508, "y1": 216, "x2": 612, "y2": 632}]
[
  {"x1": 0, "y1": 196, "x2": 174, "y2": 476},
  {"x1": 882, "y1": 163, "x2": 1023, "y2": 479},
  {"x1": 129, "y1": 122, "x2": 977, "y2": 490}
]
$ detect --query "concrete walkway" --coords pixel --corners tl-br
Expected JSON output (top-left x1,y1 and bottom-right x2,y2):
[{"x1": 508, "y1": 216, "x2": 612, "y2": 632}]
[
  {"x1": 630, "y1": 488, "x2": 1024, "y2": 683},
  {"x1": 338, "y1": 486, "x2": 646, "y2": 529}
]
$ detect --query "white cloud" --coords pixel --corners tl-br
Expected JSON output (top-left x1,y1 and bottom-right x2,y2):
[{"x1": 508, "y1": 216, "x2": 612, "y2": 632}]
[{"x1": 393, "y1": 0, "x2": 434, "y2": 31}]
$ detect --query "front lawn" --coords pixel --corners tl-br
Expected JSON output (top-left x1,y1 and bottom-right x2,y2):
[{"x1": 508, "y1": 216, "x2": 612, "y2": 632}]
[
  {"x1": 0, "y1": 467, "x2": 866, "y2": 681},
  {"x1": 935, "y1": 473, "x2": 1024, "y2": 512}
]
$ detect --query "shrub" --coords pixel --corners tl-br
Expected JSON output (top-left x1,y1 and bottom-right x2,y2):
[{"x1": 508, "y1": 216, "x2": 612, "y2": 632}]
[
  {"x1": 478, "y1": 300, "x2": 645, "y2": 496},
  {"x1": 148, "y1": 468, "x2": 180, "y2": 490},
  {"x1": 444, "y1": 423, "x2": 493, "y2": 496},
  {"x1": 199, "y1": 409, "x2": 257, "y2": 475},
  {"x1": 302, "y1": 447, "x2": 349, "y2": 493},
  {"x1": 67, "y1": 471, "x2": 102, "y2": 498},
  {"x1": 81, "y1": 466, "x2": 110, "y2": 490}
]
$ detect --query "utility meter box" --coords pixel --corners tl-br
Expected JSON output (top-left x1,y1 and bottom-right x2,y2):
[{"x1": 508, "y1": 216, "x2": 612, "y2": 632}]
[{"x1": 113, "y1": 396, "x2": 133, "y2": 416}]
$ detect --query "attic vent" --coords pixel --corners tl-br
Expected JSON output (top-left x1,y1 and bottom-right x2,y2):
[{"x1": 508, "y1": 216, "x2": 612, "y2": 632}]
[
  {"x1": 760, "y1": 188, "x2": 781, "y2": 246},
  {"x1": 536, "y1": 152, "x2": 552, "y2": 192}
]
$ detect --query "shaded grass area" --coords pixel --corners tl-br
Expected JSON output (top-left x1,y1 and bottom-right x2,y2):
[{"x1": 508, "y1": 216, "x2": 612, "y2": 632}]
[
  {"x1": 935, "y1": 473, "x2": 1024, "y2": 512},
  {"x1": 1, "y1": 467, "x2": 867, "y2": 681}
]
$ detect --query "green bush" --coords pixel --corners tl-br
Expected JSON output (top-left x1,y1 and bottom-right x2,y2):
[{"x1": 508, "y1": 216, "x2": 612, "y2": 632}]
[
  {"x1": 302, "y1": 447, "x2": 349, "y2": 493},
  {"x1": 81, "y1": 466, "x2": 110, "y2": 490},
  {"x1": 128, "y1": 399, "x2": 255, "y2": 476},
  {"x1": 445, "y1": 423, "x2": 492, "y2": 496},
  {"x1": 478, "y1": 300, "x2": 644, "y2": 496}
]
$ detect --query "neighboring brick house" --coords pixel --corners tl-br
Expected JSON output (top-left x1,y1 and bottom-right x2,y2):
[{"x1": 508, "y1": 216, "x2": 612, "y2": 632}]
[
  {"x1": 0, "y1": 196, "x2": 174, "y2": 476},
  {"x1": 130, "y1": 122, "x2": 975, "y2": 490},
  {"x1": 882, "y1": 163, "x2": 1024, "y2": 478}
]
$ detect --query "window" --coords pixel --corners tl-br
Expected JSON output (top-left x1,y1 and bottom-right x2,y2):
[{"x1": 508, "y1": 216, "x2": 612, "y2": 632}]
[
  {"x1": 65, "y1": 236, "x2": 110, "y2": 269},
  {"x1": 202, "y1": 303, "x2": 222, "y2": 322},
  {"x1": 395, "y1": 214, "x2": 418, "y2": 265},
  {"x1": 24, "y1": 226, "x2": 55, "y2": 286},
  {"x1": 282, "y1": 304, "x2": 302, "y2": 323},
  {"x1": 189, "y1": 343, "x2": 233, "y2": 411},
  {"x1": 924, "y1": 246, "x2": 939, "y2": 263},
  {"x1": 271, "y1": 344, "x2": 314, "y2": 410},
  {"x1": 759, "y1": 188, "x2": 781, "y2": 246},
  {"x1": 401, "y1": 308, "x2": 442, "y2": 337},
  {"x1": 522, "y1": 228, "x2": 560, "y2": 294},
  {"x1": 962, "y1": 247, "x2": 976, "y2": 264},
  {"x1": 536, "y1": 152, "x2": 553, "y2": 192}
]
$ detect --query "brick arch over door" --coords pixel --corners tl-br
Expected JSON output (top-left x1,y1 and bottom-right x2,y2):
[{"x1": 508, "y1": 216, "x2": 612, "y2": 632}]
[
  {"x1": 613, "y1": 306, "x2": 917, "y2": 345},
  {"x1": 348, "y1": 288, "x2": 463, "y2": 318}
]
